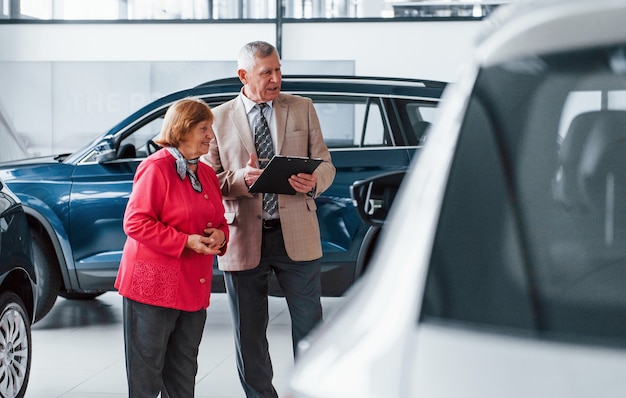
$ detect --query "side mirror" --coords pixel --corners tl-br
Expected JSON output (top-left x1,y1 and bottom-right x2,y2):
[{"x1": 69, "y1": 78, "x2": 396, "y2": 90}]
[
  {"x1": 350, "y1": 170, "x2": 405, "y2": 227},
  {"x1": 94, "y1": 140, "x2": 116, "y2": 163}
]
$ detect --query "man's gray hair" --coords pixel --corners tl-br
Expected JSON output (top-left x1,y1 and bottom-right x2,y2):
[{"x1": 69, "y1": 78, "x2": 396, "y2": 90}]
[{"x1": 238, "y1": 41, "x2": 278, "y2": 72}]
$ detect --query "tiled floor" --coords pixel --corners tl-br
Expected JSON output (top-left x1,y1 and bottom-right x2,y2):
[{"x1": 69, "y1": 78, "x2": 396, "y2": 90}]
[{"x1": 27, "y1": 292, "x2": 345, "y2": 398}]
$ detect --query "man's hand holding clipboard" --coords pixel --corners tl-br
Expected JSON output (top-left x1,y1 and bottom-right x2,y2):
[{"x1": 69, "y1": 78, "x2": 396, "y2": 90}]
[{"x1": 245, "y1": 153, "x2": 322, "y2": 195}]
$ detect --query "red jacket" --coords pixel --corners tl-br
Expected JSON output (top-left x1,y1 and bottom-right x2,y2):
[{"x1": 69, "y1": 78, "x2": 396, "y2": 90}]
[{"x1": 115, "y1": 149, "x2": 228, "y2": 311}]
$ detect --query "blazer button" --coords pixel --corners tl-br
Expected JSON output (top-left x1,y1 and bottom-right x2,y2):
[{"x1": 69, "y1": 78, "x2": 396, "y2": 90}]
[
  {"x1": 199, "y1": 278, "x2": 206, "y2": 284},
  {"x1": 204, "y1": 194, "x2": 209, "y2": 200}
]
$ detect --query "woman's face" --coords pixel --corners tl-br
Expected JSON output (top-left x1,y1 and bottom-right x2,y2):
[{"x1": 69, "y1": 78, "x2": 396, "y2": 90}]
[{"x1": 178, "y1": 119, "x2": 214, "y2": 159}]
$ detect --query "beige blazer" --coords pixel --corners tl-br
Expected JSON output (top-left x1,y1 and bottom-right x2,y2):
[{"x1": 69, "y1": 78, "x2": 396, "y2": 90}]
[{"x1": 203, "y1": 93, "x2": 336, "y2": 271}]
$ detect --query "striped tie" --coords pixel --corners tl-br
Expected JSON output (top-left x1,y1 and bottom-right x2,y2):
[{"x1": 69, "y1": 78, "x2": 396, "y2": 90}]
[{"x1": 254, "y1": 103, "x2": 278, "y2": 215}]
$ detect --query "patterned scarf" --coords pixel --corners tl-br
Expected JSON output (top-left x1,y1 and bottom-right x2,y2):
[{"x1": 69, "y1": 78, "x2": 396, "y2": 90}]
[{"x1": 166, "y1": 147, "x2": 202, "y2": 193}]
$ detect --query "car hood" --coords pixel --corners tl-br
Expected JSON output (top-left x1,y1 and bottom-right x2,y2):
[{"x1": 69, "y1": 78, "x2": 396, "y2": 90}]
[
  {"x1": 0, "y1": 153, "x2": 69, "y2": 166},
  {"x1": 0, "y1": 154, "x2": 73, "y2": 182}
]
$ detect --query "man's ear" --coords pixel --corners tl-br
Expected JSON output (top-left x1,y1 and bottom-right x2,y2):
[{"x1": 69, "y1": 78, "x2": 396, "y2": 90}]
[{"x1": 237, "y1": 69, "x2": 247, "y2": 84}]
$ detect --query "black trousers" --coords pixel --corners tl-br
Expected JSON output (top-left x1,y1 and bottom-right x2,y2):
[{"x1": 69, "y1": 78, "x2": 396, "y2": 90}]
[
  {"x1": 224, "y1": 228, "x2": 323, "y2": 398},
  {"x1": 123, "y1": 297, "x2": 207, "y2": 398}
]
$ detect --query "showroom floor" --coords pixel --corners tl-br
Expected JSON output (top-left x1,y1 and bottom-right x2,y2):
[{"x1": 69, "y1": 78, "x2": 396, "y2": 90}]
[{"x1": 28, "y1": 292, "x2": 345, "y2": 398}]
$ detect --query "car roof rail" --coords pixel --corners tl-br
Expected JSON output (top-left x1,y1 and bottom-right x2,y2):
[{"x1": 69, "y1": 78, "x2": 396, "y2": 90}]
[{"x1": 194, "y1": 75, "x2": 447, "y2": 90}]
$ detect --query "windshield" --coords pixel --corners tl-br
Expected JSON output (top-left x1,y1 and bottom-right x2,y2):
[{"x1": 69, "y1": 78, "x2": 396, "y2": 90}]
[{"x1": 423, "y1": 43, "x2": 626, "y2": 345}]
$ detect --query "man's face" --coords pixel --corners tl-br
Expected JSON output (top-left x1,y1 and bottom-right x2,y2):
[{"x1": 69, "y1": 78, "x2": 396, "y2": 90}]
[{"x1": 240, "y1": 51, "x2": 282, "y2": 103}]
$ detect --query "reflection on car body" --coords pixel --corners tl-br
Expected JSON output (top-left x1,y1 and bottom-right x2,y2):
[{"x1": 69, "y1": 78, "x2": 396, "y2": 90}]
[
  {"x1": 0, "y1": 75, "x2": 445, "y2": 322},
  {"x1": 288, "y1": 1, "x2": 626, "y2": 397}
]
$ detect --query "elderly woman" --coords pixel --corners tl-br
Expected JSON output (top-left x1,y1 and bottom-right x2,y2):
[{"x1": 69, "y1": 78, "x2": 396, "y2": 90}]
[{"x1": 115, "y1": 97, "x2": 228, "y2": 398}]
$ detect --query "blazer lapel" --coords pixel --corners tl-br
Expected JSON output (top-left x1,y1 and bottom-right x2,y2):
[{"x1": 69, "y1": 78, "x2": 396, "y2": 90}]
[{"x1": 230, "y1": 99, "x2": 256, "y2": 156}]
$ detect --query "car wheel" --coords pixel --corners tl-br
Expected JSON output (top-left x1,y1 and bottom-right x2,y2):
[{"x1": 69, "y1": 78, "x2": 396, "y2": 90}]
[
  {"x1": 0, "y1": 292, "x2": 32, "y2": 398},
  {"x1": 30, "y1": 228, "x2": 61, "y2": 323},
  {"x1": 58, "y1": 291, "x2": 105, "y2": 300}
]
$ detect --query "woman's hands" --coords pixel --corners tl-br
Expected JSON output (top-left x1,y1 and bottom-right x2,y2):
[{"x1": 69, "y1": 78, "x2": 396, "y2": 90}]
[{"x1": 186, "y1": 223, "x2": 226, "y2": 255}]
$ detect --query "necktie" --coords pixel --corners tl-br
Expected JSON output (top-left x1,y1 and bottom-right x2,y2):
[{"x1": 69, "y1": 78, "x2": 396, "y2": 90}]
[{"x1": 254, "y1": 103, "x2": 278, "y2": 215}]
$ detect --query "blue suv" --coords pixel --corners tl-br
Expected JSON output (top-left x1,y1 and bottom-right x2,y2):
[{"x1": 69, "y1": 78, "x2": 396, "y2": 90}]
[{"x1": 0, "y1": 75, "x2": 445, "y2": 321}]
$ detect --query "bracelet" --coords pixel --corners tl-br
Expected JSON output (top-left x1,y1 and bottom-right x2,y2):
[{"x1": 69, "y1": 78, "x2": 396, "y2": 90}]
[{"x1": 218, "y1": 238, "x2": 227, "y2": 248}]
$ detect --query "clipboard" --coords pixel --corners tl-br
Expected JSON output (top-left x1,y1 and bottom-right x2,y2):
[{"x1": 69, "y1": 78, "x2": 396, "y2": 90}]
[{"x1": 248, "y1": 155, "x2": 323, "y2": 195}]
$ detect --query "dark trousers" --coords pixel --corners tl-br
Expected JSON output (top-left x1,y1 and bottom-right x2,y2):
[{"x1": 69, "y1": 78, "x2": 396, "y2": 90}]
[
  {"x1": 123, "y1": 297, "x2": 207, "y2": 398},
  {"x1": 224, "y1": 228, "x2": 323, "y2": 398}
]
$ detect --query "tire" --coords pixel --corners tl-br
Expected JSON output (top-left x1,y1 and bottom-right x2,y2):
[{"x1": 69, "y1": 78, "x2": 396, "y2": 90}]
[
  {"x1": 30, "y1": 228, "x2": 62, "y2": 323},
  {"x1": 0, "y1": 292, "x2": 32, "y2": 398}
]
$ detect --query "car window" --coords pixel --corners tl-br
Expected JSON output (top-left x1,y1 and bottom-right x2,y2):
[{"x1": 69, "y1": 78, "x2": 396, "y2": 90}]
[
  {"x1": 311, "y1": 95, "x2": 437, "y2": 148},
  {"x1": 361, "y1": 100, "x2": 386, "y2": 146},
  {"x1": 113, "y1": 92, "x2": 439, "y2": 160},
  {"x1": 119, "y1": 115, "x2": 164, "y2": 158},
  {"x1": 310, "y1": 96, "x2": 386, "y2": 148},
  {"x1": 421, "y1": 43, "x2": 626, "y2": 346}
]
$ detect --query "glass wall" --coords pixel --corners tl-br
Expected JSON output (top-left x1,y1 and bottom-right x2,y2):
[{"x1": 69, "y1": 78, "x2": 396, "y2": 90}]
[{"x1": 0, "y1": 0, "x2": 513, "y2": 20}]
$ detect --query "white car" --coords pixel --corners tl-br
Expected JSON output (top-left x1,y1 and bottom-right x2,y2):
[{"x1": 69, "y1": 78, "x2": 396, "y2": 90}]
[{"x1": 287, "y1": 0, "x2": 626, "y2": 396}]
